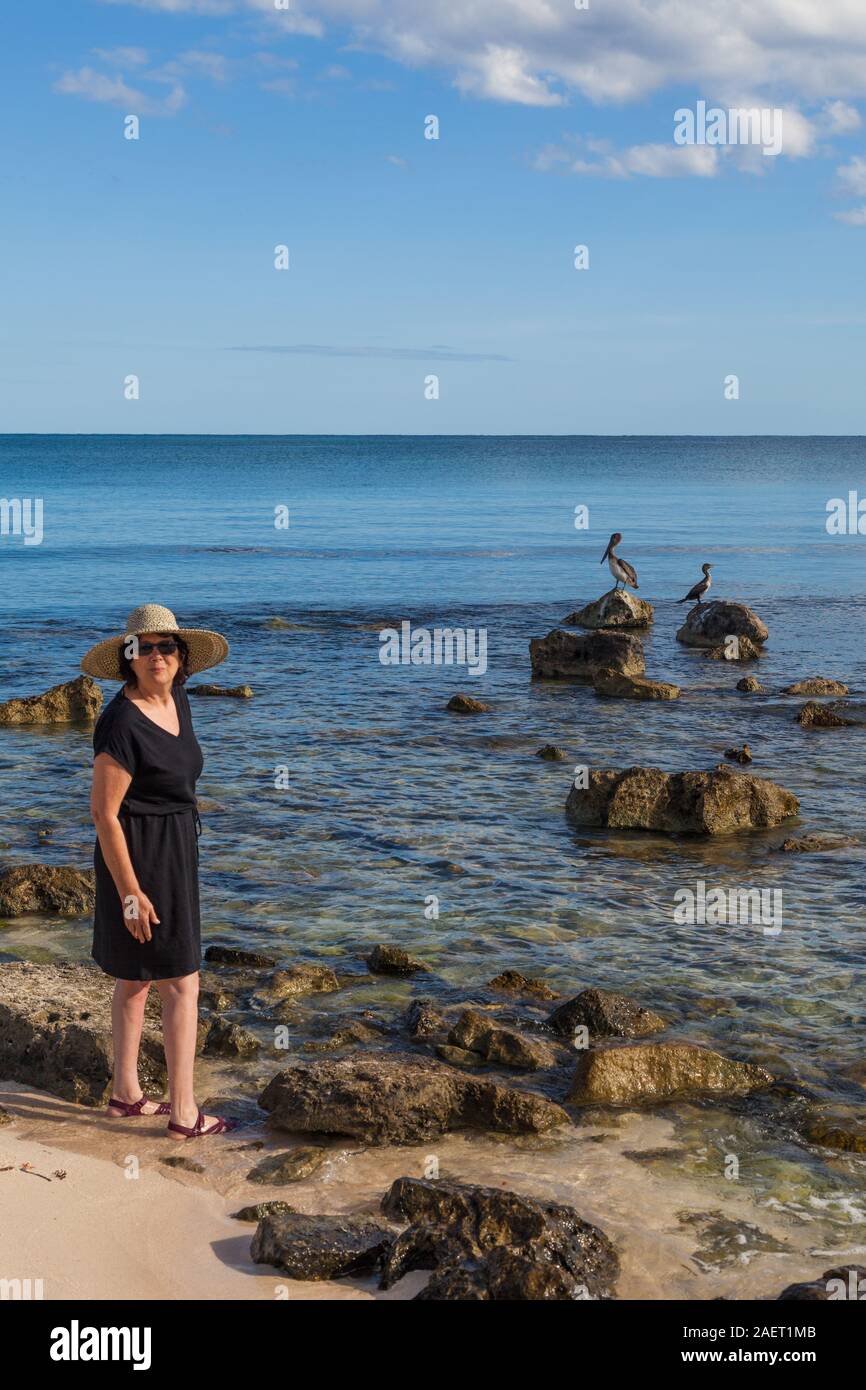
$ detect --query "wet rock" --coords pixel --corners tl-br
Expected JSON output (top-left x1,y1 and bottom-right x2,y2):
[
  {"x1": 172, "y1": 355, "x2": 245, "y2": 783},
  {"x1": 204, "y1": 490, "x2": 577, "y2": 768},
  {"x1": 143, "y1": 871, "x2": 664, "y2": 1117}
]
[
  {"x1": 567, "y1": 1041, "x2": 773, "y2": 1104},
  {"x1": 247, "y1": 1145, "x2": 329, "y2": 1184},
  {"x1": 783, "y1": 678, "x2": 849, "y2": 697},
  {"x1": 0, "y1": 865, "x2": 95, "y2": 917},
  {"x1": 258, "y1": 1053, "x2": 570, "y2": 1144},
  {"x1": 161, "y1": 1155, "x2": 205, "y2": 1174},
  {"x1": 232, "y1": 1200, "x2": 297, "y2": 1222},
  {"x1": 563, "y1": 592, "x2": 654, "y2": 631},
  {"x1": 676, "y1": 601, "x2": 768, "y2": 649},
  {"x1": 204, "y1": 945, "x2": 278, "y2": 968},
  {"x1": 529, "y1": 629, "x2": 644, "y2": 682},
  {"x1": 189, "y1": 684, "x2": 253, "y2": 698},
  {"x1": 736, "y1": 676, "x2": 764, "y2": 693},
  {"x1": 535, "y1": 745, "x2": 567, "y2": 761},
  {"x1": 304, "y1": 1020, "x2": 383, "y2": 1052},
  {"x1": 593, "y1": 670, "x2": 679, "y2": 701},
  {"x1": 487, "y1": 970, "x2": 557, "y2": 1001},
  {"x1": 0, "y1": 675, "x2": 103, "y2": 725},
  {"x1": 803, "y1": 1115, "x2": 866, "y2": 1153},
  {"x1": 0, "y1": 962, "x2": 168, "y2": 1105},
  {"x1": 776, "y1": 834, "x2": 856, "y2": 854},
  {"x1": 724, "y1": 744, "x2": 752, "y2": 764},
  {"x1": 251, "y1": 1212, "x2": 395, "y2": 1280},
  {"x1": 403, "y1": 999, "x2": 448, "y2": 1039},
  {"x1": 704, "y1": 637, "x2": 763, "y2": 662},
  {"x1": 548, "y1": 988, "x2": 666, "y2": 1040},
  {"x1": 366, "y1": 944, "x2": 429, "y2": 976},
  {"x1": 446, "y1": 694, "x2": 488, "y2": 713},
  {"x1": 566, "y1": 765, "x2": 798, "y2": 835},
  {"x1": 253, "y1": 963, "x2": 340, "y2": 1003},
  {"x1": 777, "y1": 1265, "x2": 866, "y2": 1301},
  {"x1": 447, "y1": 1009, "x2": 558, "y2": 1070},
  {"x1": 202, "y1": 1017, "x2": 260, "y2": 1059},
  {"x1": 795, "y1": 701, "x2": 858, "y2": 728},
  {"x1": 380, "y1": 1176, "x2": 619, "y2": 1300},
  {"x1": 199, "y1": 985, "x2": 236, "y2": 1012},
  {"x1": 436, "y1": 1043, "x2": 487, "y2": 1067}
]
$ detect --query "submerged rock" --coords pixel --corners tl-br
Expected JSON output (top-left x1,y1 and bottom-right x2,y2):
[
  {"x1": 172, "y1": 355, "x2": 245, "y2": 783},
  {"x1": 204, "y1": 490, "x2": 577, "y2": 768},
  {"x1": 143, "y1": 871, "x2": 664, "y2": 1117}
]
[
  {"x1": 446, "y1": 693, "x2": 488, "y2": 713},
  {"x1": 676, "y1": 601, "x2": 768, "y2": 649},
  {"x1": 251, "y1": 1212, "x2": 395, "y2": 1280},
  {"x1": 0, "y1": 675, "x2": 103, "y2": 725},
  {"x1": 566, "y1": 1040, "x2": 773, "y2": 1105},
  {"x1": 566, "y1": 765, "x2": 798, "y2": 835},
  {"x1": 529, "y1": 629, "x2": 645, "y2": 681},
  {"x1": 724, "y1": 744, "x2": 752, "y2": 764},
  {"x1": 253, "y1": 963, "x2": 340, "y2": 1003},
  {"x1": 403, "y1": 999, "x2": 448, "y2": 1039},
  {"x1": 736, "y1": 676, "x2": 764, "y2": 693},
  {"x1": 803, "y1": 1115, "x2": 866, "y2": 1154},
  {"x1": 0, "y1": 864, "x2": 95, "y2": 918},
  {"x1": 247, "y1": 1145, "x2": 329, "y2": 1184},
  {"x1": 189, "y1": 684, "x2": 253, "y2": 698},
  {"x1": 783, "y1": 678, "x2": 849, "y2": 697},
  {"x1": 366, "y1": 944, "x2": 429, "y2": 976},
  {"x1": 535, "y1": 744, "x2": 567, "y2": 761},
  {"x1": 593, "y1": 670, "x2": 679, "y2": 701},
  {"x1": 487, "y1": 970, "x2": 557, "y2": 1000},
  {"x1": 204, "y1": 945, "x2": 278, "y2": 968},
  {"x1": 0, "y1": 961, "x2": 166, "y2": 1104},
  {"x1": 795, "y1": 701, "x2": 858, "y2": 728},
  {"x1": 548, "y1": 988, "x2": 666, "y2": 1040},
  {"x1": 776, "y1": 834, "x2": 856, "y2": 854},
  {"x1": 380, "y1": 1176, "x2": 619, "y2": 1300},
  {"x1": 258, "y1": 1053, "x2": 570, "y2": 1144},
  {"x1": 563, "y1": 591, "x2": 654, "y2": 631}
]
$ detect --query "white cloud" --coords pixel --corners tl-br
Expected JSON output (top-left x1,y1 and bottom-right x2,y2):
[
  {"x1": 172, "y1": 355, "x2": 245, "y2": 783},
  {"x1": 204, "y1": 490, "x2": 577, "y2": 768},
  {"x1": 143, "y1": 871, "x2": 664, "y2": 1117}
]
[
  {"x1": 541, "y1": 139, "x2": 719, "y2": 179},
  {"x1": 837, "y1": 153, "x2": 866, "y2": 196},
  {"x1": 53, "y1": 66, "x2": 186, "y2": 114},
  {"x1": 92, "y1": 46, "x2": 150, "y2": 67},
  {"x1": 834, "y1": 204, "x2": 866, "y2": 224},
  {"x1": 455, "y1": 45, "x2": 564, "y2": 108}
]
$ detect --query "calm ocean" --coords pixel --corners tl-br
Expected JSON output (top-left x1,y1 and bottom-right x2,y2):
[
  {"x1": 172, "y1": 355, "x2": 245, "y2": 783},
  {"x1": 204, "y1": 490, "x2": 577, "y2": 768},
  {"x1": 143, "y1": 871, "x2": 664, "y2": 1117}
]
[{"x1": 2, "y1": 434, "x2": 865, "y2": 1275}]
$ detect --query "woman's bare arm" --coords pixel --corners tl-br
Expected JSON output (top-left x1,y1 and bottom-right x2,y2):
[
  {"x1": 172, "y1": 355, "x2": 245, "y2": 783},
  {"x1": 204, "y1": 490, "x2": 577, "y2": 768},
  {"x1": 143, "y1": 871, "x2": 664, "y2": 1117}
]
[{"x1": 91, "y1": 753, "x2": 160, "y2": 942}]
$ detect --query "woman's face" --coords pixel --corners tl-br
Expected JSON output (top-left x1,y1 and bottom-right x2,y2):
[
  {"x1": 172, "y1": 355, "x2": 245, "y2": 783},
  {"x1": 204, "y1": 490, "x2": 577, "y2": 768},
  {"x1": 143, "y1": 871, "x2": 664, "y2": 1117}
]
[{"x1": 130, "y1": 631, "x2": 180, "y2": 689}]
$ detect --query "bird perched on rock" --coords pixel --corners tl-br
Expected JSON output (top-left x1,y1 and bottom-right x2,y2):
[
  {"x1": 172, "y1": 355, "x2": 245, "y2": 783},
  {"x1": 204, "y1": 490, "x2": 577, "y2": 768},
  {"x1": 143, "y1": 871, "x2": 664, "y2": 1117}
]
[
  {"x1": 677, "y1": 563, "x2": 712, "y2": 607},
  {"x1": 601, "y1": 533, "x2": 638, "y2": 591}
]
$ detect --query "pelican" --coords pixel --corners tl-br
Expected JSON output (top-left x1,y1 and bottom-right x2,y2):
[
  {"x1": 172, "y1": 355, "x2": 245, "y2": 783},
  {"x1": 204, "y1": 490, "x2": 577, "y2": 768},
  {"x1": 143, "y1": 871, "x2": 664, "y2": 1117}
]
[
  {"x1": 677, "y1": 563, "x2": 712, "y2": 607},
  {"x1": 600, "y1": 532, "x2": 638, "y2": 591}
]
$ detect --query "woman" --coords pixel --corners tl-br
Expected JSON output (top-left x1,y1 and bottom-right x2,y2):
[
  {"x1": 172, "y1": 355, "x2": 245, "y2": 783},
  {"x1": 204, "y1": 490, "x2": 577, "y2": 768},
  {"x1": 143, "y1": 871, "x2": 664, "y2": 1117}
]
[{"x1": 81, "y1": 603, "x2": 237, "y2": 1141}]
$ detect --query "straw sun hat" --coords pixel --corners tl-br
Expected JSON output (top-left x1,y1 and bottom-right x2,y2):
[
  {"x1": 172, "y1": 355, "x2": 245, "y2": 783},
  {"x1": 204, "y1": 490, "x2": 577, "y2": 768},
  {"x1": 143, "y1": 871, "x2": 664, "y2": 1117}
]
[{"x1": 80, "y1": 604, "x2": 229, "y2": 682}]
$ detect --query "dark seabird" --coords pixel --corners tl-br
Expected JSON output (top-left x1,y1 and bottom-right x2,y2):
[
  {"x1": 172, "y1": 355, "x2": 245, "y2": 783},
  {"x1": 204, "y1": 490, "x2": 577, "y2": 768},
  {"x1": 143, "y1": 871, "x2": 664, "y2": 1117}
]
[
  {"x1": 600, "y1": 532, "x2": 638, "y2": 592},
  {"x1": 677, "y1": 563, "x2": 713, "y2": 607}
]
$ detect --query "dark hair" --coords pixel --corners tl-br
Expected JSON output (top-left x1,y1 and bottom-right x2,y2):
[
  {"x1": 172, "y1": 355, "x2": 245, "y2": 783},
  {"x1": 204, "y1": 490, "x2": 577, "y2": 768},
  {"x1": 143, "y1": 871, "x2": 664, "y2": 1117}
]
[{"x1": 119, "y1": 634, "x2": 190, "y2": 688}]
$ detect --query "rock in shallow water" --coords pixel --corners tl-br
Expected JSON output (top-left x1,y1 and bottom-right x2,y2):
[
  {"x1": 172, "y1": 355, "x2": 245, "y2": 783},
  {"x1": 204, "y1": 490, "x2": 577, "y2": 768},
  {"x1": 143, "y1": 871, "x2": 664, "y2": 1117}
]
[
  {"x1": 529, "y1": 629, "x2": 644, "y2": 681},
  {"x1": 0, "y1": 675, "x2": 103, "y2": 725},
  {"x1": 258, "y1": 1052, "x2": 569, "y2": 1144},
  {"x1": 736, "y1": 676, "x2": 764, "y2": 693},
  {"x1": 487, "y1": 969, "x2": 557, "y2": 1000},
  {"x1": 566, "y1": 1040, "x2": 773, "y2": 1104},
  {"x1": 548, "y1": 988, "x2": 666, "y2": 1040},
  {"x1": 795, "y1": 701, "x2": 858, "y2": 728},
  {"x1": 676, "y1": 600, "x2": 768, "y2": 649},
  {"x1": 783, "y1": 677, "x2": 849, "y2": 696},
  {"x1": 563, "y1": 591, "x2": 654, "y2": 631},
  {"x1": 776, "y1": 1265, "x2": 866, "y2": 1301},
  {"x1": 380, "y1": 1176, "x2": 619, "y2": 1300},
  {"x1": 566, "y1": 765, "x2": 798, "y2": 835},
  {"x1": 0, "y1": 864, "x2": 95, "y2": 917},
  {"x1": 188, "y1": 684, "x2": 253, "y2": 698},
  {"x1": 446, "y1": 693, "x2": 489, "y2": 713},
  {"x1": 592, "y1": 670, "x2": 680, "y2": 701},
  {"x1": 366, "y1": 943, "x2": 428, "y2": 976}
]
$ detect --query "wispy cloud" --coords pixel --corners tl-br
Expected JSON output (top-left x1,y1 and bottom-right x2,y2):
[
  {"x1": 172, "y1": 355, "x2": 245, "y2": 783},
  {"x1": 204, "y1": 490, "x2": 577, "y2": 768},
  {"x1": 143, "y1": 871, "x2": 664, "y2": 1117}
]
[
  {"x1": 53, "y1": 66, "x2": 186, "y2": 115},
  {"x1": 92, "y1": 46, "x2": 150, "y2": 67},
  {"x1": 229, "y1": 344, "x2": 512, "y2": 362},
  {"x1": 535, "y1": 138, "x2": 718, "y2": 180},
  {"x1": 385, "y1": 154, "x2": 409, "y2": 170}
]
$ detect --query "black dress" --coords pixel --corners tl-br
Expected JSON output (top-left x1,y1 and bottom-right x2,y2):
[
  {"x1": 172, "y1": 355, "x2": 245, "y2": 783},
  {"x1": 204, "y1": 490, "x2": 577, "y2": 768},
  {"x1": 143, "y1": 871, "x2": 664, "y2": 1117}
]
[{"x1": 91, "y1": 683, "x2": 204, "y2": 981}]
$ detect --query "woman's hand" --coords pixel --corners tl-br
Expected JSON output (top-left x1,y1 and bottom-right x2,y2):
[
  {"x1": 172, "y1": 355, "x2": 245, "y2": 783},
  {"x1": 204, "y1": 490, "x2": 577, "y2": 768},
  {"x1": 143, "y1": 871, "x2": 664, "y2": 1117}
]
[{"x1": 121, "y1": 888, "x2": 160, "y2": 943}]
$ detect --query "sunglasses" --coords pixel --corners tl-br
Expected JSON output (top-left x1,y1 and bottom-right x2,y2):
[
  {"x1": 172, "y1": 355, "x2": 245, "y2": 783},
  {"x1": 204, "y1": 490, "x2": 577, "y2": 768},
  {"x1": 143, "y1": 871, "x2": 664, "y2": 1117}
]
[{"x1": 136, "y1": 640, "x2": 179, "y2": 656}]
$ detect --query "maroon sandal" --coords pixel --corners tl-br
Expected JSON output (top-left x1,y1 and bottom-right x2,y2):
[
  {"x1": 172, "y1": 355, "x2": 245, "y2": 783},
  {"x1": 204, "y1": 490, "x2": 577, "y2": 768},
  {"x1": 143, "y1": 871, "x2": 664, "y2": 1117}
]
[
  {"x1": 166, "y1": 1108, "x2": 238, "y2": 1139},
  {"x1": 107, "y1": 1094, "x2": 171, "y2": 1117}
]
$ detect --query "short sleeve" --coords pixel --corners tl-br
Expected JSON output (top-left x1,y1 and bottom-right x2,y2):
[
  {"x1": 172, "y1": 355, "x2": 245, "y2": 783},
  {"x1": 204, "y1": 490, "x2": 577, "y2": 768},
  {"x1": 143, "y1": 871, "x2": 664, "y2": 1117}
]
[{"x1": 93, "y1": 711, "x2": 137, "y2": 776}]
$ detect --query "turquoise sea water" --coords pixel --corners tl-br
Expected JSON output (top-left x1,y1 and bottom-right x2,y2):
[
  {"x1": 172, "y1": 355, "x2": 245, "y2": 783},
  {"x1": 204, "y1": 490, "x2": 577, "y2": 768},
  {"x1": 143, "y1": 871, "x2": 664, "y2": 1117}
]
[{"x1": 1, "y1": 436, "x2": 866, "y2": 1254}]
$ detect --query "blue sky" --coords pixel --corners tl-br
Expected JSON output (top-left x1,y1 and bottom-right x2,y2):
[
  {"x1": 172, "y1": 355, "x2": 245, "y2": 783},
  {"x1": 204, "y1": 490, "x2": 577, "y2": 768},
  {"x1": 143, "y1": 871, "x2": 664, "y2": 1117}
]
[{"x1": 3, "y1": 0, "x2": 866, "y2": 434}]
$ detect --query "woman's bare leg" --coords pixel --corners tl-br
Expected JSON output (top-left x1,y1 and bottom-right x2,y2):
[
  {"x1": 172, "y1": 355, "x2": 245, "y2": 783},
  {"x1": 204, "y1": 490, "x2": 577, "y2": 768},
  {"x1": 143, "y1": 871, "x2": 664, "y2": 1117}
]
[
  {"x1": 155, "y1": 972, "x2": 221, "y2": 1136},
  {"x1": 108, "y1": 979, "x2": 165, "y2": 1115}
]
